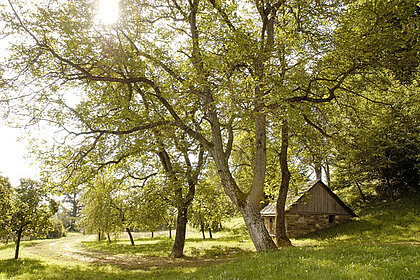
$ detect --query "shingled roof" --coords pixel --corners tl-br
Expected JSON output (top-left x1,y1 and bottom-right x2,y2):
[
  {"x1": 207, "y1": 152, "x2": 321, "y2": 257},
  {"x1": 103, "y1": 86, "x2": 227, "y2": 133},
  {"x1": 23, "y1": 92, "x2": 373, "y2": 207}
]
[{"x1": 260, "y1": 180, "x2": 357, "y2": 217}]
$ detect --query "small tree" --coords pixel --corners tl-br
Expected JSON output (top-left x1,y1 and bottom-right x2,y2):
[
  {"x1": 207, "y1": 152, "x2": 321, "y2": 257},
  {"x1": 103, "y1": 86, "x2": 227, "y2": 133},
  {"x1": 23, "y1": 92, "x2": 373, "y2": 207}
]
[
  {"x1": 190, "y1": 177, "x2": 234, "y2": 239},
  {"x1": 10, "y1": 179, "x2": 58, "y2": 259},
  {"x1": 134, "y1": 183, "x2": 168, "y2": 238},
  {"x1": 78, "y1": 175, "x2": 121, "y2": 241},
  {"x1": 0, "y1": 175, "x2": 13, "y2": 242}
]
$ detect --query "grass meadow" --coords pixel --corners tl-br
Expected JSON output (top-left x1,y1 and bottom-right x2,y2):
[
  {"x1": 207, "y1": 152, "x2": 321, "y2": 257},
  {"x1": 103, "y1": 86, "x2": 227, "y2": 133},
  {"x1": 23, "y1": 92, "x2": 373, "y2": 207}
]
[{"x1": 0, "y1": 195, "x2": 419, "y2": 279}]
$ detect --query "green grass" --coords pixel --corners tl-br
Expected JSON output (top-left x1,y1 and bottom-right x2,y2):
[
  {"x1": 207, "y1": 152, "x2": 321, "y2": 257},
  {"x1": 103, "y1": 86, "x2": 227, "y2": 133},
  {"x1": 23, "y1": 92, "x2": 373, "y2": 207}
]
[
  {"x1": 296, "y1": 193, "x2": 420, "y2": 246},
  {"x1": 0, "y1": 194, "x2": 419, "y2": 279}
]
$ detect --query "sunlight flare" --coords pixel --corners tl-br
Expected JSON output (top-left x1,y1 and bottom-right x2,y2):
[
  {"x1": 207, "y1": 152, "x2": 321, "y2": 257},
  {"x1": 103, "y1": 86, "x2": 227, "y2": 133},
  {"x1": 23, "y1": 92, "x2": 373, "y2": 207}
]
[{"x1": 96, "y1": 0, "x2": 120, "y2": 25}]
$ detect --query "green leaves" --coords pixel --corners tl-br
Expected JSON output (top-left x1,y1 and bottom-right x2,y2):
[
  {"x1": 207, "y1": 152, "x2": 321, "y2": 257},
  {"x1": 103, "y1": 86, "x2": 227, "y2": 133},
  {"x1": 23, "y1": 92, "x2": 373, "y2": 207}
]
[{"x1": 0, "y1": 178, "x2": 58, "y2": 244}]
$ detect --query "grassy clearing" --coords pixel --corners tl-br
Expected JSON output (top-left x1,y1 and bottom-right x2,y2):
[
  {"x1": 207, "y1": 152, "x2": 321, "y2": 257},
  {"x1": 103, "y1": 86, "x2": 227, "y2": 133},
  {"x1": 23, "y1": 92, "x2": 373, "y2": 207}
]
[{"x1": 0, "y1": 194, "x2": 419, "y2": 279}]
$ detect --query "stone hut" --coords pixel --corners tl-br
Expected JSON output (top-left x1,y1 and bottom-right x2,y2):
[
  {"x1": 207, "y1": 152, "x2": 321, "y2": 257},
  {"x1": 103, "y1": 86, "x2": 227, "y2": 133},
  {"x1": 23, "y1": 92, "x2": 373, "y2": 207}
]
[{"x1": 260, "y1": 180, "x2": 357, "y2": 237}]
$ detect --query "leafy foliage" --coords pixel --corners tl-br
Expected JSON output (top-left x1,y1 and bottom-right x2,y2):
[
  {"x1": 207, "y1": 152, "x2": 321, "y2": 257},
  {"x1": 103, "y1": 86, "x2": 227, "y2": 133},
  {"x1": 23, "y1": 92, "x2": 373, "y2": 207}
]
[
  {"x1": 1, "y1": 0, "x2": 419, "y2": 252},
  {"x1": 331, "y1": 76, "x2": 420, "y2": 198},
  {"x1": 0, "y1": 175, "x2": 13, "y2": 239}
]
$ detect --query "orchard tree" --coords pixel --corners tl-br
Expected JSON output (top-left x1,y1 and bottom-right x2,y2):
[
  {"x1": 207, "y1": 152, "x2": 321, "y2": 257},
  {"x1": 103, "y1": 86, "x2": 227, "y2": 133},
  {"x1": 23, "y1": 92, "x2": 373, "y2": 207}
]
[
  {"x1": 10, "y1": 179, "x2": 58, "y2": 259},
  {"x1": 62, "y1": 188, "x2": 82, "y2": 231},
  {"x1": 78, "y1": 174, "x2": 122, "y2": 241},
  {"x1": 0, "y1": 175, "x2": 13, "y2": 240},
  {"x1": 190, "y1": 175, "x2": 234, "y2": 239},
  {"x1": 134, "y1": 183, "x2": 167, "y2": 238},
  {"x1": 2, "y1": 0, "x2": 418, "y2": 253}
]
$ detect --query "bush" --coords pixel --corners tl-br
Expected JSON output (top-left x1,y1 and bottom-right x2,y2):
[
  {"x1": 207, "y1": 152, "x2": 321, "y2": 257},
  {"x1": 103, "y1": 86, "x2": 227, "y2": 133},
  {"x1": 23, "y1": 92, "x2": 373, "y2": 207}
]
[{"x1": 46, "y1": 218, "x2": 66, "y2": 239}]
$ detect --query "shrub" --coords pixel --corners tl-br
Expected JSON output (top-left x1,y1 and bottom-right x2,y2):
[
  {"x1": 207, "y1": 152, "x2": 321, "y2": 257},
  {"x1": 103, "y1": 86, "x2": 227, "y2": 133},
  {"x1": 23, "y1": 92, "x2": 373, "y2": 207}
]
[{"x1": 46, "y1": 218, "x2": 66, "y2": 239}]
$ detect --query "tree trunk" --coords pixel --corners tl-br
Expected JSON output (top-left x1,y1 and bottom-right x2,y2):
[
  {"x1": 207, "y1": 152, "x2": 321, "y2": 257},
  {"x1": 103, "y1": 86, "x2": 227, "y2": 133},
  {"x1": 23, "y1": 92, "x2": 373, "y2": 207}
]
[
  {"x1": 171, "y1": 208, "x2": 188, "y2": 258},
  {"x1": 324, "y1": 161, "x2": 331, "y2": 186},
  {"x1": 314, "y1": 160, "x2": 322, "y2": 181},
  {"x1": 151, "y1": 231, "x2": 154, "y2": 238},
  {"x1": 208, "y1": 227, "x2": 213, "y2": 239},
  {"x1": 126, "y1": 227, "x2": 135, "y2": 246},
  {"x1": 210, "y1": 132, "x2": 277, "y2": 251},
  {"x1": 239, "y1": 203, "x2": 278, "y2": 251},
  {"x1": 98, "y1": 232, "x2": 101, "y2": 242},
  {"x1": 169, "y1": 226, "x2": 172, "y2": 239},
  {"x1": 14, "y1": 230, "x2": 23, "y2": 259},
  {"x1": 107, "y1": 233, "x2": 111, "y2": 243},
  {"x1": 200, "y1": 219, "x2": 206, "y2": 239},
  {"x1": 275, "y1": 120, "x2": 292, "y2": 247}
]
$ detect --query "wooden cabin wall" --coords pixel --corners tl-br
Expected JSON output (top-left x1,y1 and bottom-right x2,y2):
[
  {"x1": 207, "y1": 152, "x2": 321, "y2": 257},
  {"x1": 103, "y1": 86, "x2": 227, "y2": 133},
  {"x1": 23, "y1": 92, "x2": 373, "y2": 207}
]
[{"x1": 288, "y1": 184, "x2": 348, "y2": 215}]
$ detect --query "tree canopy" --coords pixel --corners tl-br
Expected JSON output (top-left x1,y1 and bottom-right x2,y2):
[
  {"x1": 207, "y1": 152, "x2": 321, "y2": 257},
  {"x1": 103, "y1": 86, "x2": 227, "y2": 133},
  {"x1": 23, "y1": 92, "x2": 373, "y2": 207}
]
[{"x1": 1, "y1": 0, "x2": 419, "y2": 252}]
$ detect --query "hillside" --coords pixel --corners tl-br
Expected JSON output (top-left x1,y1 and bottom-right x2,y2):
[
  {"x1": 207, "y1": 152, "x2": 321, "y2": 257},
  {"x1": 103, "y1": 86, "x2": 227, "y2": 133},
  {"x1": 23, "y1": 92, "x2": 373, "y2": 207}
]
[
  {"x1": 183, "y1": 194, "x2": 420, "y2": 279},
  {"x1": 0, "y1": 194, "x2": 419, "y2": 279}
]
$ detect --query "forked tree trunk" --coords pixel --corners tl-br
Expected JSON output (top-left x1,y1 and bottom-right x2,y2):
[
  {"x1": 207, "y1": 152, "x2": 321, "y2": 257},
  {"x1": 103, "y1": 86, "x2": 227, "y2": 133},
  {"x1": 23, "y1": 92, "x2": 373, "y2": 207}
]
[
  {"x1": 239, "y1": 203, "x2": 277, "y2": 251},
  {"x1": 171, "y1": 208, "x2": 188, "y2": 258},
  {"x1": 275, "y1": 120, "x2": 292, "y2": 247},
  {"x1": 14, "y1": 230, "x2": 23, "y2": 259},
  {"x1": 209, "y1": 119, "x2": 277, "y2": 251},
  {"x1": 157, "y1": 143, "x2": 202, "y2": 258},
  {"x1": 184, "y1": 1, "x2": 278, "y2": 254},
  {"x1": 126, "y1": 227, "x2": 135, "y2": 246}
]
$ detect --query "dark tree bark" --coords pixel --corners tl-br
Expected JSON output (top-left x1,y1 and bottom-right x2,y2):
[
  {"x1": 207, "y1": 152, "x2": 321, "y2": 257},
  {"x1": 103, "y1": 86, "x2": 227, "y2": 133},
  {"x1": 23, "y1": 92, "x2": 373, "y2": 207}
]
[
  {"x1": 200, "y1": 220, "x2": 206, "y2": 239},
  {"x1": 98, "y1": 232, "x2": 101, "y2": 242},
  {"x1": 208, "y1": 227, "x2": 213, "y2": 239},
  {"x1": 168, "y1": 226, "x2": 172, "y2": 239},
  {"x1": 126, "y1": 227, "x2": 135, "y2": 246},
  {"x1": 14, "y1": 229, "x2": 23, "y2": 259},
  {"x1": 171, "y1": 208, "x2": 188, "y2": 258},
  {"x1": 156, "y1": 141, "x2": 204, "y2": 258},
  {"x1": 107, "y1": 233, "x2": 111, "y2": 243},
  {"x1": 275, "y1": 120, "x2": 293, "y2": 247},
  {"x1": 151, "y1": 231, "x2": 154, "y2": 238}
]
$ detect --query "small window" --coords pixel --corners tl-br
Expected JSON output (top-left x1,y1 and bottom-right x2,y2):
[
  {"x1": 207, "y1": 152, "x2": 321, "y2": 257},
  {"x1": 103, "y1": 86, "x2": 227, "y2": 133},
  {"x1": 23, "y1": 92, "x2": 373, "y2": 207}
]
[
  {"x1": 328, "y1": 215, "x2": 335, "y2": 223},
  {"x1": 269, "y1": 218, "x2": 273, "y2": 223}
]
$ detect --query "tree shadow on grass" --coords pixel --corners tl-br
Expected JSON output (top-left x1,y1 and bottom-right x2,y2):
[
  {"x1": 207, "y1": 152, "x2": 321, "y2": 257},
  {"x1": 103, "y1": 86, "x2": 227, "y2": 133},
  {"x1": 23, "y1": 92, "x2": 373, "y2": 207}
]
[
  {"x1": 186, "y1": 235, "x2": 249, "y2": 243},
  {"x1": 77, "y1": 238, "x2": 251, "y2": 271},
  {"x1": 0, "y1": 258, "x2": 45, "y2": 278},
  {"x1": 82, "y1": 239, "x2": 173, "y2": 257}
]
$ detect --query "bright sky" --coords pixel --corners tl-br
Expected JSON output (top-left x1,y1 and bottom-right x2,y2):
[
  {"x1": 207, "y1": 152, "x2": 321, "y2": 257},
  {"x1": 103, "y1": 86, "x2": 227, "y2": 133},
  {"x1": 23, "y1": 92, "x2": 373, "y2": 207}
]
[
  {"x1": 96, "y1": 0, "x2": 120, "y2": 25},
  {"x1": 0, "y1": 1, "x2": 120, "y2": 186},
  {"x1": 0, "y1": 125, "x2": 39, "y2": 186}
]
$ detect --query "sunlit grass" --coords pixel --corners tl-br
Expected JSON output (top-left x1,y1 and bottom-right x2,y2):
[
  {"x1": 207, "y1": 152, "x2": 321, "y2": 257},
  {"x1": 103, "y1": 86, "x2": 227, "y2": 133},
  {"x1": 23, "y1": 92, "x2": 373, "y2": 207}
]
[{"x1": 0, "y1": 195, "x2": 419, "y2": 279}]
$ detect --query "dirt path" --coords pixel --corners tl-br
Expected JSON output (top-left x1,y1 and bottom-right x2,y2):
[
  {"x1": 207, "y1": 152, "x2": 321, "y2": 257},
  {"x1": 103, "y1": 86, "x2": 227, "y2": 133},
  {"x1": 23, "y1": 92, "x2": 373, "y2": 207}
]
[
  {"x1": 25, "y1": 233, "x2": 98, "y2": 262},
  {"x1": 24, "y1": 233, "x2": 236, "y2": 270}
]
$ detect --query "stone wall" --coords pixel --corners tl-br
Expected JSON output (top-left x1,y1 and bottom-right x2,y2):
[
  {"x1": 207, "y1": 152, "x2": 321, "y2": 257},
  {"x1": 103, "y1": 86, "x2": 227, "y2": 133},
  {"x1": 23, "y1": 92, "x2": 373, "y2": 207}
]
[{"x1": 285, "y1": 213, "x2": 351, "y2": 237}]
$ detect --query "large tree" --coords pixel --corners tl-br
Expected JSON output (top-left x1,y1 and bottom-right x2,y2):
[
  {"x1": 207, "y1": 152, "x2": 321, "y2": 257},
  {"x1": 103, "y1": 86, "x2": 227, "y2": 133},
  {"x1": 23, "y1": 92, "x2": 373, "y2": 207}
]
[{"x1": 2, "y1": 0, "x2": 417, "y2": 252}]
